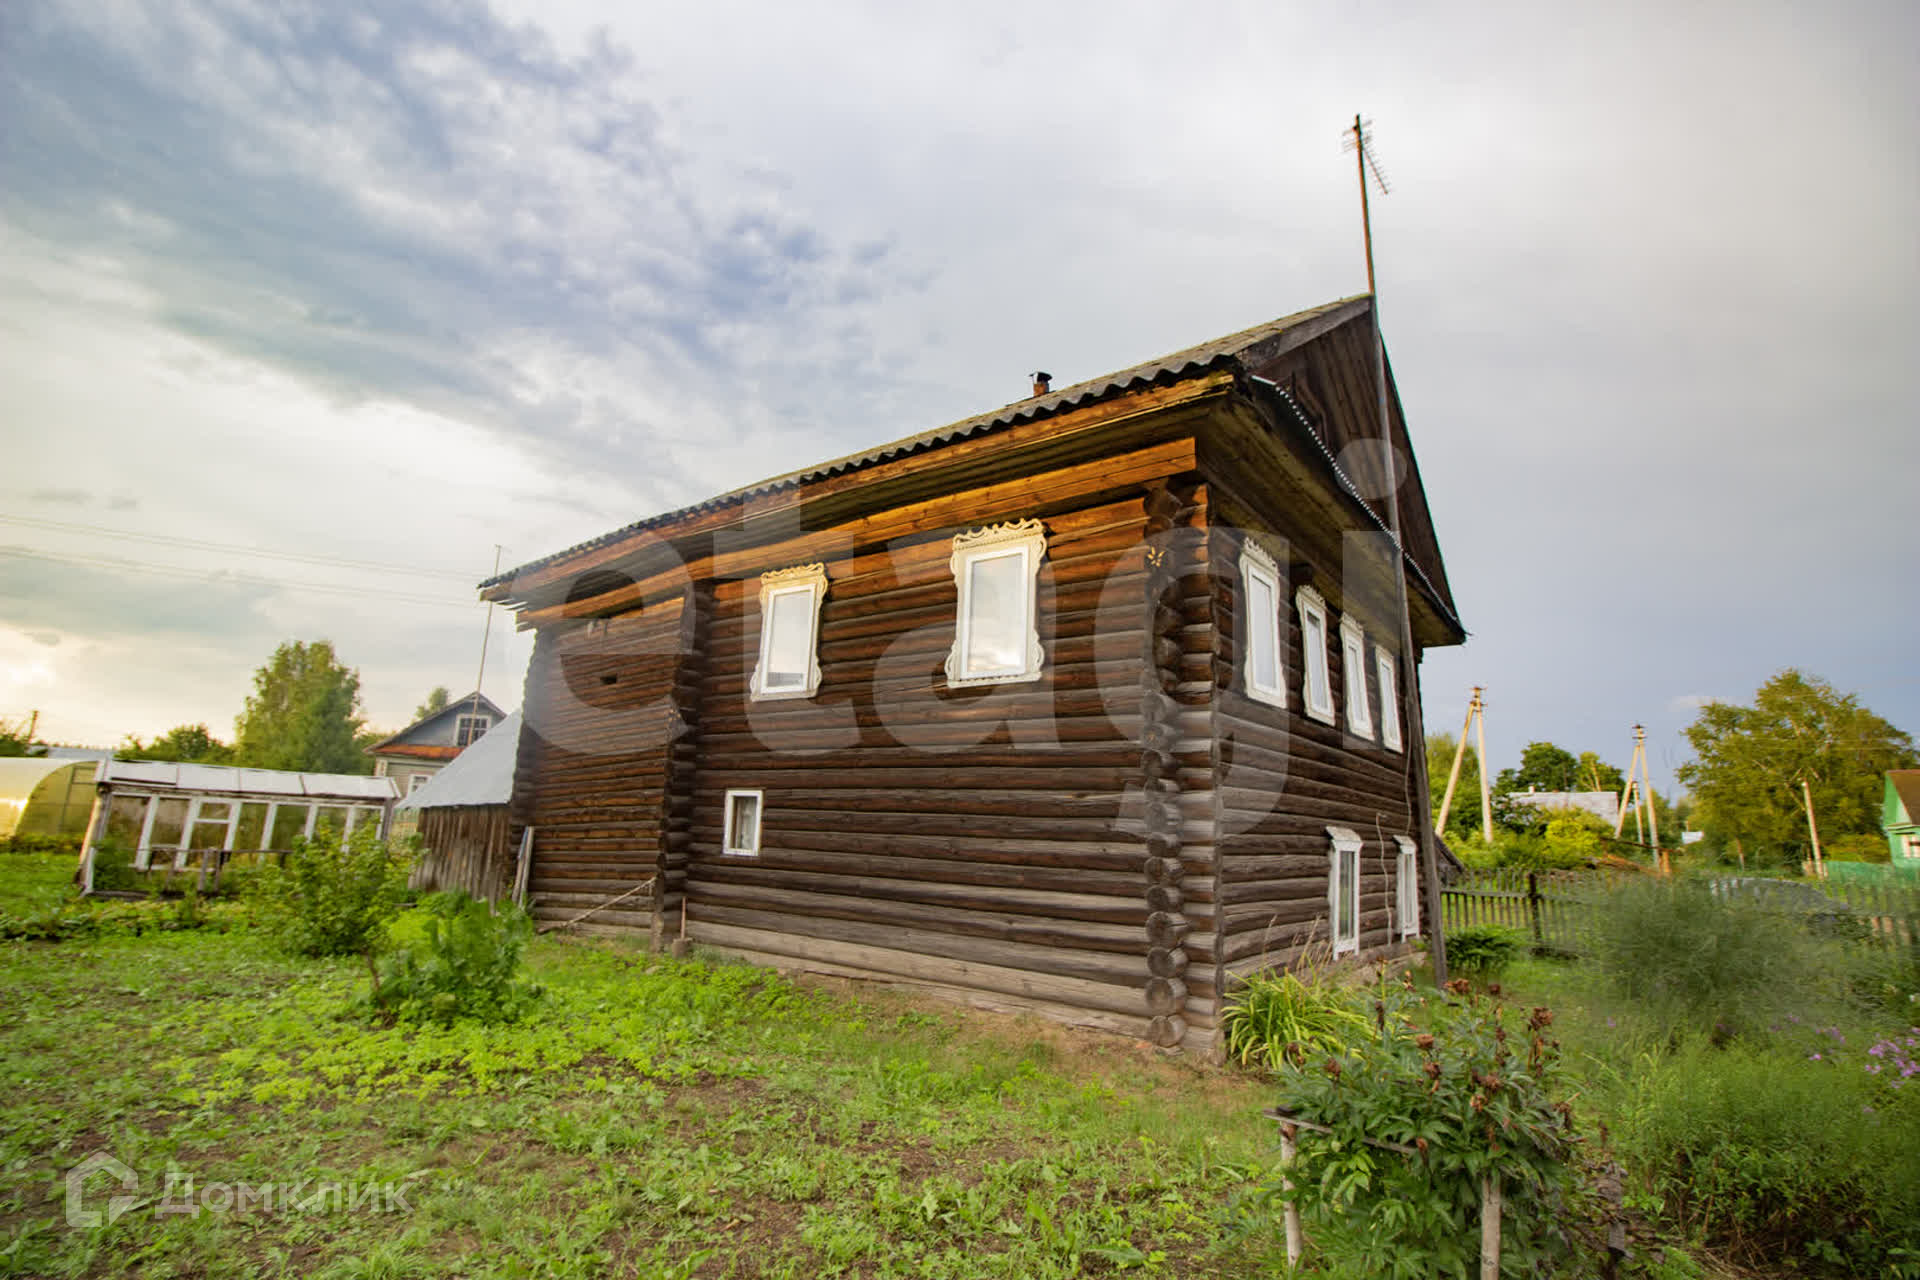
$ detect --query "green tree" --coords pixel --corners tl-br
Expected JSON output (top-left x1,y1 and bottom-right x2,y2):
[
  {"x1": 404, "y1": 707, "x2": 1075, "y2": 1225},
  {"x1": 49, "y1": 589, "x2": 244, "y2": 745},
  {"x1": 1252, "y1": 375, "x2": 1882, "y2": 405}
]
[
  {"x1": 120, "y1": 723, "x2": 233, "y2": 764},
  {"x1": 1498, "y1": 741, "x2": 1583, "y2": 794},
  {"x1": 0, "y1": 715, "x2": 37, "y2": 758},
  {"x1": 412, "y1": 686, "x2": 451, "y2": 723},
  {"x1": 1576, "y1": 750, "x2": 1626, "y2": 794},
  {"x1": 1678, "y1": 669, "x2": 1916, "y2": 863},
  {"x1": 232, "y1": 641, "x2": 370, "y2": 774}
]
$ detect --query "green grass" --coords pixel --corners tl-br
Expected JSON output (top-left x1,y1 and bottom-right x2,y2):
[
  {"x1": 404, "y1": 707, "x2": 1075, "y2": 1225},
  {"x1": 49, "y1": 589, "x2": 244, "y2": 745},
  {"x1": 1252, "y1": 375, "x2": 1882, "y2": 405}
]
[{"x1": 0, "y1": 854, "x2": 1281, "y2": 1278}]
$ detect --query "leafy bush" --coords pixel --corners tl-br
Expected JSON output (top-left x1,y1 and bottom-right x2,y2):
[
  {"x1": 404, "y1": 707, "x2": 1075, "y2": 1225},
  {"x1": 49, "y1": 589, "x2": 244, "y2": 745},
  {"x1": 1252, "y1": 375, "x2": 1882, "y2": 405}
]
[
  {"x1": 1445, "y1": 925, "x2": 1524, "y2": 978},
  {"x1": 0, "y1": 894, "x2": 246, "y2": 941},
  {"x1": 1824, "y1": 832, "x2": 1890, "y2": 864},
  {"x1": 2, "y1": 833, "x2": 82, "y2": 857},
  {"x1": 372, "y1": 892, "x2": 541, "y2": 1026},
  {"x1": 251, "y1": 826, "x2": 409, "y2": 960},
  {"x1": 1221, "y1": 968, "x2": 1370, "y2": 1070},
  {"x1": 87, "y1": 836, "x2": 142, "y2": 893},
  {"x1": 1588, "y1": 879, "x2": 1811, "y2": 1036},
  {"x1": 1608, "y1": 1033, "x2": 1920, "y2": 1275},
  {"x1": 1271, "y1": 982, "x2": 1585, "y2": 1277}
]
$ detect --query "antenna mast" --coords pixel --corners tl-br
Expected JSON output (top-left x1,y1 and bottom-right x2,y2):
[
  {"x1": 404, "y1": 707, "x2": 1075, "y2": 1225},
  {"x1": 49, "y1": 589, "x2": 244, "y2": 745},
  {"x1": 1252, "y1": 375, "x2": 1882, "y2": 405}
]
[
  {"x1": 465, "y1": 545, "x2": 503, "y2": 743},
  {"x1": 1344, "y1": 114, "x2": 1447, "y2": 982}
]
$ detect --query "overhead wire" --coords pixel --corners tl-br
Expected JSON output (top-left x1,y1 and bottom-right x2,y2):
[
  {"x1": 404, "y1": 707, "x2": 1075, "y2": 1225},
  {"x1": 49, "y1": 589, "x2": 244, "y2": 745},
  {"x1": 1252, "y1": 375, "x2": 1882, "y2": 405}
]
[{"x1": 0, "y1": 514, "x2": 478, "y2": 582}]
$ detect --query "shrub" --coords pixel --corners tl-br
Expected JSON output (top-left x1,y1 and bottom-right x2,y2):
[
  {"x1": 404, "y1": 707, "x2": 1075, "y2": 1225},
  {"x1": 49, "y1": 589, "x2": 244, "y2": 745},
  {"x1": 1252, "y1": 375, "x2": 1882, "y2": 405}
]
[
  {"x1": 87, "y1": 836, "x2": 142, "y2": 893},
  {"x1": 1609, "y1": 1034, "x2": 1920, "y2": 1274},
  {"x1": 1272, "y1": 983, "x2": 1586, "y2": 1278},
  {"x1": 1588, "y1": 879, "x2": 1810, "y2": 1036},
  {"x1": 251, "y1": 826, "x2": 409, "y2": 960},
  {"x1": 1445, "y1": 925, "x2": 1524, "y2": 978},
  {"x1": 372, "y1": 892, "x2": 541, "y2": 1025},
  {"x1": 1221, "y1": 969, "x2": 1371, "y2": 1070}
]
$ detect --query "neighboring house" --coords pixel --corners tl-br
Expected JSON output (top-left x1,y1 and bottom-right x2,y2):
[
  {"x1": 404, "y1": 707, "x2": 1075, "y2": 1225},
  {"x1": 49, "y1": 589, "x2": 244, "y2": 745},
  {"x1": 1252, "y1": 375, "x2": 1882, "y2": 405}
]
[
  {"x1": 482, "y1": 295, "x2": 1466, "y2": 1051},
  {"x1": 366, "y1": 693, "x2": 505, "y2": 796},
  {"x1": 1885, "y1": 770, "x2": 1920, "y2": 863},
  {"x1": 1506, "y1": 788, "x2": 1621, "y2": 829},
  {"x1": 394, "y1": 710, "x2": 525, "y2": 906}
]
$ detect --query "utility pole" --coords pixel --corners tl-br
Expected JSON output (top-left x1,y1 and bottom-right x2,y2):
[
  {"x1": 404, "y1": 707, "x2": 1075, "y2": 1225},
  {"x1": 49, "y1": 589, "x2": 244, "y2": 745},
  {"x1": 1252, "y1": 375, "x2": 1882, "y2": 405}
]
[
  {"x1": 1801, "y1": 777, "x2": 1825, "y2": 879},
  {"x1": 1436, "y1": 688, "x2": 1494, "y2": 845},
  {"x1": 1615, "y1": 725, "x2": 1665, "y2": 872},
  {"x1": 1346, "y1": 113, "x2": 1448, "y2": 983},
  {"x1": 464, "y1": 545, "x2": 503, "y2": 746}
]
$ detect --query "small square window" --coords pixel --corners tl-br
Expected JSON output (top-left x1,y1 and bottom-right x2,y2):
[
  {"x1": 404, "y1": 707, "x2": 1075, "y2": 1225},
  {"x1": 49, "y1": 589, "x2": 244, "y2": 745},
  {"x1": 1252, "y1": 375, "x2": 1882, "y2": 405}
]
[
  {"x1": 1297, "y1": 586, "x2": 1335, "y2": 725},
  {"x1": 1395, "y1": 835, "x2": 1421, "y2": 937},
  {"x1": 456, "y1": 715, "x2": 491, "y2": 746},
  {"x1": 1376, "y1": 647, "x2": 1404, "y2": 752},
  {"x1": 751, "y1": 564, "x2": 827, "y2": 700},
  {"x1": 723, "y1": 789, "x2": 762, "y2": 856},
  {"x1": 1340, "y1": 615, "x2": 1373, "y2": 740},
  {"x1": 407, "y1": 772, "x2": 433, "y2": 796},
  {"x1": 1327, "y1": 825, "x2": 1362, "y2": 956},
  {"x1": 1240, "y1": 541, "x2": 1285, "y2": 708},
  {"x1": 945, "y1": 519, "x2": 1046, "y2": 686}
]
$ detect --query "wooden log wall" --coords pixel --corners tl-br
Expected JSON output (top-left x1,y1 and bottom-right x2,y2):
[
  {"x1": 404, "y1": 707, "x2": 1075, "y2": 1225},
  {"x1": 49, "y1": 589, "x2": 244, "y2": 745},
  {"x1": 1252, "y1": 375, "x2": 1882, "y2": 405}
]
[
  {"x1": 410, "y1": 805, "x2": 512, "y2": 902},
  {"x1": 678, "y1": 477, "x2": 1195, "y2": 1041},
  {"x1": 1205, "y1": 509, "x2": 1421, "y2": 999},
  {"x1": 512, "y1": 599, "x2": 690, "y2": 937}
]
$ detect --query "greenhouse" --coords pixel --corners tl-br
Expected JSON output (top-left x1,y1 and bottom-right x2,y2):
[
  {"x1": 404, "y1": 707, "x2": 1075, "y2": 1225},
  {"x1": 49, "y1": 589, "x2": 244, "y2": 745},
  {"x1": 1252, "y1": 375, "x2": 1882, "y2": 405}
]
[
  {"x1": 79, "y1": 760, "x2": 398, "y2": 890},
  {"x1": 0, "y1": 757, "x2": 103, "y2": 840}
]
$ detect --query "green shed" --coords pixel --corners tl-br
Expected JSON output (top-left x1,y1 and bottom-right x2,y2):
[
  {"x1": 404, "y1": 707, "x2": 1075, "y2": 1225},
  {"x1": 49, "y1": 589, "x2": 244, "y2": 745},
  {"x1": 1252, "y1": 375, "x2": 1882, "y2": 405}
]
[{"x1": 1885, "y1": 770, "x2": 1920, "y2": 864}]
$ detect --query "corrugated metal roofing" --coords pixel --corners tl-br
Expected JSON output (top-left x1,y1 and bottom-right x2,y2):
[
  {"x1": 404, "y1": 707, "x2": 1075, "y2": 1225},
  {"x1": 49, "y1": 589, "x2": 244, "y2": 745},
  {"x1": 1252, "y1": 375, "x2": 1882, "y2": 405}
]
[
  {"x1": 99, "y1": 760, "x2": 398, "y2": 802},
  {"x1": 483, "y1": 297, "x2": 1365, "y2": 590},
  {"x1": 395, "y1": 711, "x2": 520, "y2": 811}
]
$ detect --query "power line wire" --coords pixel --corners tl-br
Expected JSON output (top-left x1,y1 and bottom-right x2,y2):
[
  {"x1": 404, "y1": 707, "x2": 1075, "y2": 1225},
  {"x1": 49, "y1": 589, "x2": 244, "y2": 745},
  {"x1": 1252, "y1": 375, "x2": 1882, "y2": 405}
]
[{"x1": 0, "y1": 514, "x2": 479, "y2": 582}]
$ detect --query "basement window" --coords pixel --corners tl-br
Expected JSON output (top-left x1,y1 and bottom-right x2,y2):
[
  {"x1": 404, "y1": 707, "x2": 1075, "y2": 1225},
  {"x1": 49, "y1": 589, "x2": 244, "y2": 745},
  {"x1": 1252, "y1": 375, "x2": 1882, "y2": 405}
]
[
  {"x1": 722, "y1": 789, "x2": 762, "y2": 856},
  {"x1": 1297, "y1": 586, "x2": 1336, "y2": 725},
  {"x1": 945, "y1": 519, "x2": 1047, "y2": 686},
  {"x1": 1395, "y1": 835, "x2": 1421, "y2": 937},
  {"x1": 1376, "y1": 647, "x2": 1404, "y2": 752},
  {"x1": 1327, "y1": 825, "x2": 1362, "y2": 956},
  {"x1": 751, "y1": 563, "x2": 828, "y2": 700},
  {"x1": 1239, "y1": 541, "x2": 1285, "y2": 708},
  {"x1": 1340, "y1": 615, "x2": 1373, "y2": 740}
]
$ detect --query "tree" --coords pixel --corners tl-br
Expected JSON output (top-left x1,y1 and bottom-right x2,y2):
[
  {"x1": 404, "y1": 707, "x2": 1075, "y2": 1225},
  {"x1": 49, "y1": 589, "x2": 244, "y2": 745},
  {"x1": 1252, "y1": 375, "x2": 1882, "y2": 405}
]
[
  {"x1": 1678, "y1": 669, "x2": 1916, "y2": 863},
  {"x1": 232, "y1": 640, "x2": 370, "y2": 774},
  {"x1": 1497, "y1": 741, "x2": 1584, "y2": 794},
  {"x1": 119, "y1": 723, "x2": 233, "y2": 764},
  {"x1": 0, "y1": 715, "x2": 38, "y2": 758},
  {"x1": 412, "y1": 686, "x2": 451, "y2": 723},
  {"x1": 1576, "y1": 751, "x2": 1626, "y2": 794}
]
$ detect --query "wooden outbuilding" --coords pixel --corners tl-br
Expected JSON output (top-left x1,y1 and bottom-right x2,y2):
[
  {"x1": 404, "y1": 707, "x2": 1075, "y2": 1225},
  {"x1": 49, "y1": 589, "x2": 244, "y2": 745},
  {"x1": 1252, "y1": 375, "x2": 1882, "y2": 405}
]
[
  {"x1": 394, "y1": 710, "x2": 523, "y2": 904},
  {"x1": 482, "y1": 296, "x2": 1465, "y2": 1050}
]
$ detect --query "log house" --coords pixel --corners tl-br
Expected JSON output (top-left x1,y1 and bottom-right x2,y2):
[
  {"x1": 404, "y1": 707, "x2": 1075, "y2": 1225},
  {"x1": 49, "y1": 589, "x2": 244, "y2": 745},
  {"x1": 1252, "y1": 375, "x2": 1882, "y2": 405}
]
[{"x1": 482, "y1": 296, "x2": 1465, "y2": 1050}]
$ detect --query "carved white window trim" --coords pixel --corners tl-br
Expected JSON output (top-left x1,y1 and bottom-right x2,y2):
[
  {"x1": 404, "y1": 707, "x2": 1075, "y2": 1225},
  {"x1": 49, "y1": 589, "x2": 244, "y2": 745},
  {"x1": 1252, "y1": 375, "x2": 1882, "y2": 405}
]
[
  {"x1": 1340, "y1": 615, "x2": 1373, "y2": 740},
  {"x1": 1376, "y1": 646, "x2": 1404, "y2": 752},
  {"x1": 723, "y1": 789, "x2": 763, "y2": 856},
  {"x1": 945, "y1": 519, "x2": 1046, "y2": 686},
  {"x1": 1297, "y1": 585, "x2": 1336, "y2": 725},
  {"x1": 1239, "y1": 540, "x2": 1285, "y2": 708},
  {"x1": 750, "y1": 563, "x2": 827, "y2": 701},
  {"x1": 1395, "y1": 835, "x2": 1421, "y2": 937},
  {"x1": 1327, "y1": 825, "x2": 1363, "y2": 956}
]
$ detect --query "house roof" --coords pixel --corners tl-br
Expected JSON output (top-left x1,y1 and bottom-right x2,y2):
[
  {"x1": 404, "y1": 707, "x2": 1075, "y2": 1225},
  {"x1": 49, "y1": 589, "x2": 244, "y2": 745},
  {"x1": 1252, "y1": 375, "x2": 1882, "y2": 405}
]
[
  {"x1": 483, "y1": 296, "x2": 1381, "y2": 591},
  {"x1": 1891, "y1": 770, "x2": 1920, "y2": 824},
  {"x1": 370, "y1": 692, "x2": 506, "y2": 753},
  {"x1": 395, "y1": 711, "x2": 520, "y2": 811}
]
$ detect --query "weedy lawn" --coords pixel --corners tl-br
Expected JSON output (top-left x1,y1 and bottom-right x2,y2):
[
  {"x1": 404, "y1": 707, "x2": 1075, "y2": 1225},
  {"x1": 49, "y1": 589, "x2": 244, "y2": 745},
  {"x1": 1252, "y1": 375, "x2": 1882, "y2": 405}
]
[{"x1": 0, "y1": 856, "x2": 1283, "y2": 1279}]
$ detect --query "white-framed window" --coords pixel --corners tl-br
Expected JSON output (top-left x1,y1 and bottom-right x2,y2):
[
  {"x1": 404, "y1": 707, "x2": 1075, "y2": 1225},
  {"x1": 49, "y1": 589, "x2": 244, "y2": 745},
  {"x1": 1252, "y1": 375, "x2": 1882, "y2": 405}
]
[
  {"x1": 1239, "y1": 540, "x2": 1285, "y2": 708},
  {"x1": 1376, "y1": 646, "x2": 1404, "y2": 752},
  {"x1": 407, "y1": 772, "x2": 432, "y2": 796},
  {"x1": 456, "y1": 715, "x2": 491, "y2": 746},
  {"x1": 751, "y1": 563, "x2": 828, "y2": 700},
  {"x1": 1395, "y1": 835, "x2": 1421, "y2": 937},
  {"x1": 722, "y1": 789, "x2": 763, "y2": 856},
  {"x1": 1339, "y1": 615, "x2": 1373, "y2": 739},
  {"x1": 944, "y1": 518, "x2": 1046, "y2": 686},
  {"x1": 1327, "y1": 825, "x2": 1363, "y2": 956},
  {"x1": 1296, "y1": 586, "x2": 1336, "y2": 725}
]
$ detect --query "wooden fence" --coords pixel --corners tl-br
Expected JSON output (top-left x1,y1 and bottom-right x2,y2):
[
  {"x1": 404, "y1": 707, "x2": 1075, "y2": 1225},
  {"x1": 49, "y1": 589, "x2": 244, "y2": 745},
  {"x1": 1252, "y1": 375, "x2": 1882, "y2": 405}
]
[{"x1": 1443, "y1": 869, "x2": 1920, "y2": 954}]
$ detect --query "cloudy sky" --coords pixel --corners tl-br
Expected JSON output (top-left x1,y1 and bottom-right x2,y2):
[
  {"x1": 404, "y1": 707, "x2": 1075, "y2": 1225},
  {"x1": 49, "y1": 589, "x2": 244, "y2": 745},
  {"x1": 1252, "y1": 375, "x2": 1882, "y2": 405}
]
[{"x1": 2, "y1": 0, "x2": 1914, "y2": 785}]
